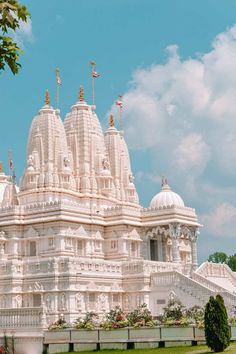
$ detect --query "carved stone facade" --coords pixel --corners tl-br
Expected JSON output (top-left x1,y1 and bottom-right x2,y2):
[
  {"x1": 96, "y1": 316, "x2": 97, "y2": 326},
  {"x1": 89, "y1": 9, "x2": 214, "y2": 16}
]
[{"x1": 0, "y1": 91, "x2": 235, "y2": 326}]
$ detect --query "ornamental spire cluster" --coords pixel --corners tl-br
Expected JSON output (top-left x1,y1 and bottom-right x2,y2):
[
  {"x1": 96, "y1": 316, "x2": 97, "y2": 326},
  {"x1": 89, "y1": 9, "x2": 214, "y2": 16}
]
[{"x1": 19, "y1": 88, "x2": 138, "y2": 206}]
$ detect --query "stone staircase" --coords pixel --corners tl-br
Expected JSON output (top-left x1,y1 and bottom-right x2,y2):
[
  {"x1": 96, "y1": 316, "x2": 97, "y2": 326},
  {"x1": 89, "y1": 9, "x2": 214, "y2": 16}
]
[{"x1": 151, "y1": 264, "x2": 236, "y2": 316}]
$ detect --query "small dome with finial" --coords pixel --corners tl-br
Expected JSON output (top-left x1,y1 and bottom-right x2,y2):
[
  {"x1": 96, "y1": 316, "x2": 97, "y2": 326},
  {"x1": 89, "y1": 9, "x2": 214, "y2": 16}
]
[{"x1": 150, "y1": 177, "x2": 185, "y2": 209}]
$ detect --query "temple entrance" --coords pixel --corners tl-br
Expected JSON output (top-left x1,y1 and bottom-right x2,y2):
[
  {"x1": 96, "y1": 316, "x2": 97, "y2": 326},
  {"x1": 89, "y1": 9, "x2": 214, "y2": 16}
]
[
  {"x1": 33, "y1": 294, "x2": 41, "y2": 307},
  {"x1": 150, "y1": 239, "x2": 158, "y2": 261}
]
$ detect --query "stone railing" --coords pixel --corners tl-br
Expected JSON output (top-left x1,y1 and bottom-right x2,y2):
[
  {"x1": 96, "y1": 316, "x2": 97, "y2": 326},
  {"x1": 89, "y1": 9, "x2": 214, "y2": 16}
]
[
  {"x1": 122, "y1": 260, "x2": 181, "y2": 276},
  {"x1": 142, "y1": 204, "x2": 196, "y2": 216},
  {"x1": 152, "y1": 270, "x2": 236, "y2": 313},
  {"x1": 104, "y1": 205, "x2": 141, "y2": 218},
  {"x1": 196, "y1": 262, "x2": 236, "y2": 289},
  {"x1": 0, "y1": 307, "x2": 46, "y2": 329},
  {"x1": 192, "y1": 272, "x2": 230, "y2": 293},
  {"x1": 191, "y1": 272, "x2": 236, "y2": 310},
  {"x1": 152, "y1": 271, "x2": 215, "y2": 306},
  {"x1": 73, "y1": 260, "x2": 121, "y2": 274},
  {"x1": 22, "y1": 258, "x2": 122, "y2": 276}
]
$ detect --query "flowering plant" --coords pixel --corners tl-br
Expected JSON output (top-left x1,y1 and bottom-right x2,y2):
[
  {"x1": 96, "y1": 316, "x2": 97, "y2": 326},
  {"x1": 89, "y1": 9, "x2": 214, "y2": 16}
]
[
  {"x1": 74, "y1": 311, "x2": 98, "y2": 330},
  {"x1": 127, "y1": 303, "x2": 155, "y2": 327},
  {"x1": 48, "y1": 317, "x2": 69, "y2": 330},
  {"x1": 100, "y1": 306, "x2": 129, "y2": 330},
  {"x1": 161, "y1": 300, "x2": 204, "y2": 328},
  {"x1": 186, "y1": 305, "x2": 204, "y2": 328}
]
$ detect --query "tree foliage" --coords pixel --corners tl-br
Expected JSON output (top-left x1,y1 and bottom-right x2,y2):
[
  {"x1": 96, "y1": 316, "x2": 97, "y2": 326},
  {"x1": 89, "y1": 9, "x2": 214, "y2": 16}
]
[
  {"x1": 208, "y1": 252, "x2": 228, "y2": 264},
  {"x1": 227, "y1": 254, "x2": 236, "y2": 271},
  {"x1": 204, "y1": 295, "x2": 230, "y2": 352},
  {"x1": 0, "y1": 0, "x2": 30, "y2": 74},
  {"x1": 208, "y1": 251, "x2": 236, "y2": 271}
]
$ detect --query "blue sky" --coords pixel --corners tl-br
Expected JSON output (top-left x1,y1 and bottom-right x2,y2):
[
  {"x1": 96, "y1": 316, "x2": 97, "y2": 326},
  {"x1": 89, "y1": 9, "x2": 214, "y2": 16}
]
[{"x1": 1, "y1": 0, "x2": 236, "y2": 261}]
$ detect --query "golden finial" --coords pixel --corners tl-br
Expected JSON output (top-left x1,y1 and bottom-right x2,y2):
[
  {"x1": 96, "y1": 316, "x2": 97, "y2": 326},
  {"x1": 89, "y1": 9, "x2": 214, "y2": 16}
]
[
  {"x1": 45, "y1": 89, "x2": 50, "y2": 105},
  {"x1": 109, "y1": 113, "x2": 114, "y2": 127},
  {"x1": 79, "y1": 86, "x2": 84, "y2": 102},
  {"x1": 0, "y1": 161, "x2": 2, "y2": 173}
]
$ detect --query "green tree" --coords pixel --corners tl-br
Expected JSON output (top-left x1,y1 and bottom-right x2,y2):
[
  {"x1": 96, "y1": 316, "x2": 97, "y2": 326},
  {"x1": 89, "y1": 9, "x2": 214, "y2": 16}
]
[
  {"x1": 208, "y1": 252, "x2": 228, "y2": 264},
  {"x1": 0, "y1": 0, "x2": 30, "y2": 74},
  {"x1": 227, "y1": 253, "x2": 236, "y2": 271},
  {"x1": 204, "y1": 295, "x2": 230, "y2": 352}
]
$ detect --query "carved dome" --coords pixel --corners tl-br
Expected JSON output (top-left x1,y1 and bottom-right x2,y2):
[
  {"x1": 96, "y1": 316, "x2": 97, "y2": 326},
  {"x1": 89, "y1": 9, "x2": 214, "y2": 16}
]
[{"x1": 150, "y1": 181, "x2": 184, "y2": 209}]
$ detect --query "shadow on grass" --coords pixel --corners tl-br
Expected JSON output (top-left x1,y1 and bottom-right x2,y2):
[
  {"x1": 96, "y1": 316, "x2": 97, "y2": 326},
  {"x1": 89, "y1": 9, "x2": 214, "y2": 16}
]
[{"x1": 187, "y1": 343, "x2": 236, "y2": 354}]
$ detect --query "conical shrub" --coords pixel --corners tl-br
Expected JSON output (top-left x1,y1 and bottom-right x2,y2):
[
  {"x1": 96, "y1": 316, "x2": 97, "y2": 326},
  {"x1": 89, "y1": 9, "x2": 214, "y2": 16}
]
[{"x1": 204, "y1": 295, "x2": 230, "y2": 352}]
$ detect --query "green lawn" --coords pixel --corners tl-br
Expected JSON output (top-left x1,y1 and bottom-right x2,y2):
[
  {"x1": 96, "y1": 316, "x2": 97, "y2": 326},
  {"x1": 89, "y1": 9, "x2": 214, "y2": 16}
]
[{"x1": 58, "y1": 342, "x2": 236, "y2": 354}]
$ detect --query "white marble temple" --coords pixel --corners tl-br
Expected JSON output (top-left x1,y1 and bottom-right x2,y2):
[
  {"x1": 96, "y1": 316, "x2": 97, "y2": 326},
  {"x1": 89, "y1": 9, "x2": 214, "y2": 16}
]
[{"x1": 0, "y1": 89, "x2": 235, "y2": 328}]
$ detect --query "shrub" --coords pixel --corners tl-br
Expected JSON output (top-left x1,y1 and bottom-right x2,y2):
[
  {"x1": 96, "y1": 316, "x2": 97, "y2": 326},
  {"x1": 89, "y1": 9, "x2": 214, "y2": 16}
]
[
  {"x1": 186, "y1": 305, "x2": 204, "y2": 328},
  {"x1": 127, "y1": 303, "x2": 155, "y2": 327},
  {"x1": 204, "y1": 295, "x2": 230, "y2": 352},
  {"x1": 163, "y1": 298, "x2": 185, "y2": 321},
  {"x1": 48, "y1": 317, "x2": 69, "y2": 330},
  {"x1": 100, "y1": 306, "x2": 129, "y2": 330},
  {"x1": 74, "y1": 311, "x2": 98, "y2": 330}
]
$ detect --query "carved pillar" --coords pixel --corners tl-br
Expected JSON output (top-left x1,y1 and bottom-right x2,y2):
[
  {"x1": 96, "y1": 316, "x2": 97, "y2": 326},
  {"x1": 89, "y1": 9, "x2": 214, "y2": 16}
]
[
  {"x1": 190, "y1": 228, "x2": 199, "y2": 270},
  {"x1": 147, "y1": 238, "x2": 151, "y2": 260},
  {"x1": 0, "y1": 231, "x2": 6, "y2": 260},
  {"x1": 143, "y1": 293, "x2": 150, "y2": 307},
  {"x1": 162, "y1": 236, "x2": 166, "y2": 262},
  {"x1": 11, "y1": 238, "x2": 19, "y2": 259},
  {"x1": 169, "y1": 224, "x2": 181, "y2": 263},
  {"x1": 157, "y1": 237, "x2": 163, "y2": 261}
]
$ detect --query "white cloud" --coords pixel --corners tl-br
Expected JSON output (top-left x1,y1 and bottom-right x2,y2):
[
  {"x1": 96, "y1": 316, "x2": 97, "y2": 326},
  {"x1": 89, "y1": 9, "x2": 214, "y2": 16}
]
[
  {"x1": 12, "y1": 18, "x2": 34, "y2": 47},
  {"x1": 201, "y1": 203, "x2": 236, "y2": 238},
  {"x1": 174, "y1": 133, "x2": 211, "y2": 174},
  {"x1": 135, "y1": 171, "x2": 161, "y2": 184},
  {"x1": 111, "y1": 24, "x2": 236, "y2": 179},
  {"x1": 109, "y1": 24, "x2": 236, "y2": 248}
]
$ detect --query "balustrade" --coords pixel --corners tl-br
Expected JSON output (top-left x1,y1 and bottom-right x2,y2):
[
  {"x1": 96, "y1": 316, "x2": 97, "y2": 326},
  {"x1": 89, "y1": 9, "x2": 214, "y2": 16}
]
[
  {"x1": 151, "y1": 270, "x2": 236, "y2": 311},
  {"x1": 0, "y1": 307, "x2": 44, "y2": 329}
]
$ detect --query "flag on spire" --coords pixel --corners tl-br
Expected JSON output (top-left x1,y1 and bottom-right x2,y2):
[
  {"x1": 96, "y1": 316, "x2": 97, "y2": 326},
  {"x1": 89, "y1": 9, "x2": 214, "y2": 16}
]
[
  {"x1": 116, "y1": 95, "x2": 123, "y2": 108},
  {"x1": 8, "y1": 149, "x2": 13, "y2": 174},
  {"x1": 116, "y1": 95, "x2": 123, "y2": 130},
  {"x1": 56, "y1": 68, "x2": 62, "y2": 86},
  {"x1": 9, "y1": 159, "x2": 13, "y2": 170},
  {"x1": 90, "y1": 60, "x2": 100, "y2": 106},
  {"x1": 92, "y1": 70, "x2": 100, "y2": 78}
]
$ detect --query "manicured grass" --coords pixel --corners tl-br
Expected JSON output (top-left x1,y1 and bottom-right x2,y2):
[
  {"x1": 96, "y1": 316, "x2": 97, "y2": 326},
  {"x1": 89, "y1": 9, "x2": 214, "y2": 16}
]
[{"x1": 58, "y1": 342, "x2": 236, "y2": 354}]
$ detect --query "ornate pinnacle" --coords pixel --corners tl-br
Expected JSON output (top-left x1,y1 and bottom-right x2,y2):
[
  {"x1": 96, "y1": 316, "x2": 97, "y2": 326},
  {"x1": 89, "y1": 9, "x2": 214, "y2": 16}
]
[
  {"x1": 79, "y1": 86, "x2": 84, "y2": 102},
  {"x1": 109, "y1": 113, "x2": 114, "y2": 127},
  {"x1": 45, "y1": 89, "x2": 50, "y2": 105},
  {"x1": 161, "y1": 175, "x2": 168, "y2": 187}
]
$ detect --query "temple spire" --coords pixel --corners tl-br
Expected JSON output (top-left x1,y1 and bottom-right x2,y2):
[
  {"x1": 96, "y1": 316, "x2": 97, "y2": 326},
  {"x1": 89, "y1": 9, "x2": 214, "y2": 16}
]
[
  {"x1": 45, "y1": 89, "x2": 50, "y2": 105},
  {"x1": 79, "y1": 86, "x2": 84, "y2": 102}
]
